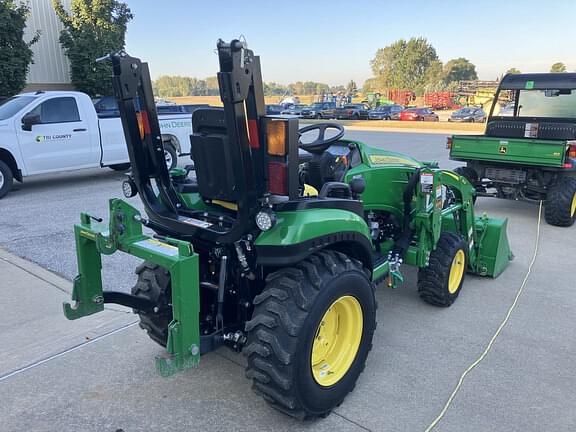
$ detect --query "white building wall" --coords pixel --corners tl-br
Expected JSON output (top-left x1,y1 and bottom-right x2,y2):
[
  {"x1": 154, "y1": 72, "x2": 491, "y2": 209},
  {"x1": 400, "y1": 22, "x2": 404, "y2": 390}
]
[{"x1": 24, "y1": 0, "x2": 72, "y2": 87}]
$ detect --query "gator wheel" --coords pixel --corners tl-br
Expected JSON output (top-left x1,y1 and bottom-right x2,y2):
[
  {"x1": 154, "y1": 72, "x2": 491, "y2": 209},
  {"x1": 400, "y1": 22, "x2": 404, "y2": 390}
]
[
  {"x1": 417, "y1": 232, "x2": 468, "y2": 307},
  {"x1": 131, "y1": 261, "x2": 172, "y2": 347},
  {"x1": 244, "y1": 250, "x2": 376, "y2": 419},
  {"x1": 544, "y1": 177, "x2": 576, "y2": 227}
]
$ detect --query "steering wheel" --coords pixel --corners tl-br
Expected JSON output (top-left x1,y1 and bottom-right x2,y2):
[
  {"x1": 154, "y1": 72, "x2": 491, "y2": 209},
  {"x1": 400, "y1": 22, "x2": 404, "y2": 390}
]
[{"x1": 298, "y1": 123, "x2": 345, "y2": 154}]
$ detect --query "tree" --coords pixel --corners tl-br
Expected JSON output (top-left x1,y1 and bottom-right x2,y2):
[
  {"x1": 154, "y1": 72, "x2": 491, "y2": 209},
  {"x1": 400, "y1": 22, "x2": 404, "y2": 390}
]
[
  {"x1": 53, "y1": 0, "x2": 133, "y2": 97},
  {"x1": 443, "y1": 58, "x2": 478, "y2": 83},
  {"x1": 550, "y1": 62, "x2": 567, "y2": 73},
  {"x1": 0, "y1": 1, "x2": 40, "y2": 96},
  {"x1": 506, "y1": 68, "x2": 521, "y2": 75},
  {"x1": 370, "y1": 37, "x2": 439, "y2": 93}
]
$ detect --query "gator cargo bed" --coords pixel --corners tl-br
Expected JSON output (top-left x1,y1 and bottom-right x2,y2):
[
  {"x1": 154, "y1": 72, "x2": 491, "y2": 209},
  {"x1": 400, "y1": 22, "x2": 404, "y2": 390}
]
[{"x1": 450, "y1": 135, "x2": 567, "y2": 168}]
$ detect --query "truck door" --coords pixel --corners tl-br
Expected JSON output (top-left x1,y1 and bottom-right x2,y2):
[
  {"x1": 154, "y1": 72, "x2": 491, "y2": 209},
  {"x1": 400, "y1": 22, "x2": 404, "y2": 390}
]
[{"x1": 16, "y1": 96, "x2": 96, "y2": 174}]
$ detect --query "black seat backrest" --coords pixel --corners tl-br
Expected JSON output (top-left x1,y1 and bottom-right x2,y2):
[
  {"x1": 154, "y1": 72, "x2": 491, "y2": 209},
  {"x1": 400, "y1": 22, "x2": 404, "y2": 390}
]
[
  {"x1": 190, "y1": 108, "x2": 238, "y2": 201},
  {"x1": 487, "y1": 120, "x2": 576, "y2": 140}
]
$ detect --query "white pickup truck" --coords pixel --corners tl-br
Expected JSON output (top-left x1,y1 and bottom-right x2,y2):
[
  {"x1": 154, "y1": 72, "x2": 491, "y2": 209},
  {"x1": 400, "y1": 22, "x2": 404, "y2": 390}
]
[{"x1": 0, "y1": 91, "x2": 194, "y2": 198}]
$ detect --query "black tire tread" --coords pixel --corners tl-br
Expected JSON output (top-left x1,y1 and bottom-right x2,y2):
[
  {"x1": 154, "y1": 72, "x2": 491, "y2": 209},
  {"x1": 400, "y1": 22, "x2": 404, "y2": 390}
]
[
  {"x1": 417, "y1": 232, "x2": 467, "y2": 307},
  {"x1": 131, "y1": 261, "x2": 172, "y2": 347},
  {"x1": 244, "y1": 250, "x2": 375, "y2": 419},
  {"x1": 544, "y1": 177, "x2": 576, "y2": 227}
]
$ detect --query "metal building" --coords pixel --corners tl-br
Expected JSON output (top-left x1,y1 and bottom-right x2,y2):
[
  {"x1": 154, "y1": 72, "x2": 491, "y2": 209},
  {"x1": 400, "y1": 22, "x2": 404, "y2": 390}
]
[{"x1": 23, "y1": 0, "x2": 73, "y2": 91}]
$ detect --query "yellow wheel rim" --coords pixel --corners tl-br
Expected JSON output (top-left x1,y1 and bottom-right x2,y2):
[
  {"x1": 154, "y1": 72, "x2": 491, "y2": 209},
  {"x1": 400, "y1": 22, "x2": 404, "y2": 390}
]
[
  {"x1": 311, "y1": 295, "x2": 363, "y2": 387},
  {"x1": 571, "y1": 193, "x2": 576, "y2": 218},
  {"x1": 448, "y1": 250, "x2": 465, "y2": 294}
]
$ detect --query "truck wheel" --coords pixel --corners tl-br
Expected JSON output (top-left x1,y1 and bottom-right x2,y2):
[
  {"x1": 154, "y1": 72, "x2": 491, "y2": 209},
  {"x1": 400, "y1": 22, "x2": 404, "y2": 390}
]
[
  {"x1": 245, "y1": 250, "x2": 376, "y2": 419},
  {"x1": 0, "y1": 160, "x2": 14, "y2": 199},
  {"x1": 453, "y1": 166, "x2": 478, "y2": 203},
  {"x1": 544, "y1": 177, "x2": 576, "y2": 227},
  {"x1": 164, "y1": 144, "x2": 178, "y2": 170},
  {"x1": 131, "y1": 261, "x2": 172, "y2": 347},
  {"x1": 417, "y1": 232, "x2": 468, "y2": 307}
]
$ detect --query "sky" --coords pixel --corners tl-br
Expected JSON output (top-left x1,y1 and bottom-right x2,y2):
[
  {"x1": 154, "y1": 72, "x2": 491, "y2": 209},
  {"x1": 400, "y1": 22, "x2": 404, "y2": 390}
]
[{"x1": 125, "y1": 0, "x2": 576, "y2": 86}]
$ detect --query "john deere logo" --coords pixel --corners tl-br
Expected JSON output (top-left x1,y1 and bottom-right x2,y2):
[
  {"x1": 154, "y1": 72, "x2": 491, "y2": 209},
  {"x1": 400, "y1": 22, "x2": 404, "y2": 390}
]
[
  {"x1": 499, "y1": 145, "x2": 507, "y2": 154},
  {"x1": 35, "y1": 135, "x2": 44, "y2": 143}
]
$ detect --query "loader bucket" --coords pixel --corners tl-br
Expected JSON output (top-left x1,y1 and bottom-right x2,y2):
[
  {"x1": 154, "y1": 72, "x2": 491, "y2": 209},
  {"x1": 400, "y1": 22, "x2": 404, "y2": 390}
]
[{"x1": 473, "y1": 216, "x2": 513, "y2": 277}]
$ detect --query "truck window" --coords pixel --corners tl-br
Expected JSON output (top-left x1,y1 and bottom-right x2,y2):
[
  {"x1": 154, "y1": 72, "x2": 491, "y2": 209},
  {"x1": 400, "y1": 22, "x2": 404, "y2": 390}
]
[
  {"x1": 29, "y1": 97, "x2": 81, "y2": 124},
  {"x1": 0, "y1": 96, "x2": 37, "y2": 120},
  {"x1": 517, "y1": 90, "x2": 576, "y2": 118}
]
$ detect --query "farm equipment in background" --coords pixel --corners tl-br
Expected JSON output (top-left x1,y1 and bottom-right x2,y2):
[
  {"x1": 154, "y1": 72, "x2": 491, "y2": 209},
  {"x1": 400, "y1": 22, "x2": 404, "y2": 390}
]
[
  {"x1": 63, "y1": 39, "x2": 513, "y2": 419},
  {"x1": 424, "y1": 91, "x2": 460, "y2": 110},
  {"x1": 455, "y1": 80, "x2": 502, "y2": 110}
]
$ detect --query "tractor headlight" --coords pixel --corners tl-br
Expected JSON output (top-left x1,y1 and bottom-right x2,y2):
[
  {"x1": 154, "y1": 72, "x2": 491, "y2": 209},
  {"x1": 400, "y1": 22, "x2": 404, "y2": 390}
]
[{"x1": 255, "y1": 210, "x2": 276, "y2": 231}]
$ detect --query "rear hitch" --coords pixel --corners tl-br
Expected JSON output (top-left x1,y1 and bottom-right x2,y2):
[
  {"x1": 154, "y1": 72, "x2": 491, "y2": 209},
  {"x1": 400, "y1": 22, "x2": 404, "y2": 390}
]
[{"x1": 64, "y1": 198, "x2": 202, "y2": 376}]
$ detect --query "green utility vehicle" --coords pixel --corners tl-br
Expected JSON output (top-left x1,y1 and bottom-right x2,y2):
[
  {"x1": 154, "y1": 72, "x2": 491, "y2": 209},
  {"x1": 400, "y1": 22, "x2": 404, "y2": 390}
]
[
  {"x1": 64, "y1": 40, "x2": 512, "y2": 418},
  {"x1": 449, "y1": 73, "x2": 576, "y2": 226}
]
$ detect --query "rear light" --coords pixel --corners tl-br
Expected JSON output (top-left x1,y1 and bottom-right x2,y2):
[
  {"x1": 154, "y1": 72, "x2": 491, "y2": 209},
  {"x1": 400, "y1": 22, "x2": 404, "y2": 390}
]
[
  {"x1": 248, "y1": 119, "x2": 260, "y2": 149},
  {"x1": 567, "y1": 141, "x2": 576, "y2": 159},
  {"x1": 136, "y1": 111, "x2": 151, "y2": 139},
  {"x1": 266, "y1": 120, "x2": 286, "y2": 156},
  {"x1": 268, "y1": 162, "x2": 288, "y2": 195},
  {"x1": 446, "y1": 137, "x2": 453, "y2": 149}
]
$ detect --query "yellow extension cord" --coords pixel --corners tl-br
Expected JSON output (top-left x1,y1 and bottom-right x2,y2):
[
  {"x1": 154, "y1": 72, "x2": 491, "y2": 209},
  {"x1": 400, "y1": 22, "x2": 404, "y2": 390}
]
[{"x1": 424, "y1": 201, "x2": 543, "y2": 432}]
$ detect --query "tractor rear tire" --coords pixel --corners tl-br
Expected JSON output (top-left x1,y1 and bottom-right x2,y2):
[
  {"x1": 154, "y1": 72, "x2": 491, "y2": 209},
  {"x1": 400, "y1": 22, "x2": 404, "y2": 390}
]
[
  {"x1": 544, "y1": 177, "x2": 576, "y2": 227},
  {"x1": 417, "y1": 232, "x2": 468, "y2": 307},
  {"x1": 131, "y1": 261, "x2": 172, "y2": 347},
  {"x1": 244, "y1": 250, "x2": 376, "y2": 419}
]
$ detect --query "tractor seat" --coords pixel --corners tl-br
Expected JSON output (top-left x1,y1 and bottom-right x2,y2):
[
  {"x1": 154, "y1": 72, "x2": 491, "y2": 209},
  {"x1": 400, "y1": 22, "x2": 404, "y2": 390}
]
[{"x1": 190, "y1": 108, "x2": 239, "y2": 203}]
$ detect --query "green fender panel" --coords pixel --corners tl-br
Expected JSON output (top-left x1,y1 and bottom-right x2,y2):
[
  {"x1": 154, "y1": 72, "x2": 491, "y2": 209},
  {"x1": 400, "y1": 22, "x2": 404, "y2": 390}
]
[{"x1": 254, "y1": 209, "x2": 372, "y2": 268}]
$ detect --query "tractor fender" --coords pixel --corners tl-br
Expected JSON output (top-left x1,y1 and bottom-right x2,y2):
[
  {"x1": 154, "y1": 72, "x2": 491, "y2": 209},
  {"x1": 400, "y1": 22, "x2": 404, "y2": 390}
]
[{"x1": 254, "y1": 208, "x2": 373, "y2": 270}]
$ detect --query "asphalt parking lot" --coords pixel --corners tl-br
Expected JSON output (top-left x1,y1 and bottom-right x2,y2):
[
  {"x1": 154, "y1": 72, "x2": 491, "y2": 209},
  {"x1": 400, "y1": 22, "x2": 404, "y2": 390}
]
[{"x1": 1, "y1": 130, "x2": 575, "y2": 431}]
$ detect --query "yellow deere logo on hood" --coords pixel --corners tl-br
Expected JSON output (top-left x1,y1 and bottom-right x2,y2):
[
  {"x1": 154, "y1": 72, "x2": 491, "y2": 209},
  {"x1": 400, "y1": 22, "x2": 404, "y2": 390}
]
[{"x1": 499, "y1": 145, "x2": 507, "y2": 154}]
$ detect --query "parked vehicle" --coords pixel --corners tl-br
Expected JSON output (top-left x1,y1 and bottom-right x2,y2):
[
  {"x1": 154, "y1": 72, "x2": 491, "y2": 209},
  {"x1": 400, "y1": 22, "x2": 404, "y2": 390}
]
[
  {"x1": 301, "y1": 102, "x2": 337, "y2": 119},
  {"x1": 449, "y1": 107, "x2": 486, "y2": 123},
  {"x1": 280, "y1": 104, "x2": 307, "y2": 116},
  {"x1": 93, "y1": 95, "x2": 207, "y2": 117},
  {"x1": 0, "y1": 91, "x2": 194, "y2": 199},
  {"x1": 265, "y1": 104, "x2": 284, "y2": 115},
  {"x1": 497, "y1": 101, "x2": 515, "y2": 116},
  {"x1": 449, "y1": 73, "x2": 576, "y2": 227},
  {"x1": 334, "y1": 104, "x2": 370, "y2": 120},
  {"x1": 368, "y1": 104, "x2": 404, "y2": 120},
  {"x1": 399, "y1": 107, "x2": 439, "y2": 121}
]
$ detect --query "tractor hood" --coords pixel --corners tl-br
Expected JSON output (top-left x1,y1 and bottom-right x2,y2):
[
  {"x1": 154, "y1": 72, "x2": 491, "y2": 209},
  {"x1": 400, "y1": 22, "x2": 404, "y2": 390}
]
[{"x1": 358, "y1": 143, "x2": 423, "y2": 168}]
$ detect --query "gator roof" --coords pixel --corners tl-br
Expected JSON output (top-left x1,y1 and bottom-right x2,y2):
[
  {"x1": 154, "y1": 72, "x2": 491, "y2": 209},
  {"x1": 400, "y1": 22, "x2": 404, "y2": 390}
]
[{"x1": 500, "y1": 73, "x2": 576, "y2": 90}]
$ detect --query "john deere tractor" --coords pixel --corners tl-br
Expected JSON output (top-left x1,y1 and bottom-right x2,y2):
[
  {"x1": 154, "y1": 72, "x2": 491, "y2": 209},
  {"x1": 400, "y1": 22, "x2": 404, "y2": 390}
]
[{"x1": 64, "y1": 40, "x2": 513, "y2": 418}]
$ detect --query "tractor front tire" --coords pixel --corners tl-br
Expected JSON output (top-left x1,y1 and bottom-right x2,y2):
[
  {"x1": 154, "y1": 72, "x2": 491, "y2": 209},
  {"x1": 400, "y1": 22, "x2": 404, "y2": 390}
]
[
  {"x1": 131, "y1": 261, "x2": 172, "y2": 347},
  {"x1": 244, "y1": 250, "x2": 376, "y2": 419},
  {"x1": 417, "y1": 232, "x2": 468, "y2": 307},
  {"x1": 544, "y1": 177, "x2": 576, "y2": 227}
]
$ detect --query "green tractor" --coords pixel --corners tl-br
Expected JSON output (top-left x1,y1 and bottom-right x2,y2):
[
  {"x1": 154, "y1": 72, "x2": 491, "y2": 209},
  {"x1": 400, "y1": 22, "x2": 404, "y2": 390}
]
[{"x1": 64, "y1": 40, "x2": 513, "y2": 418}]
